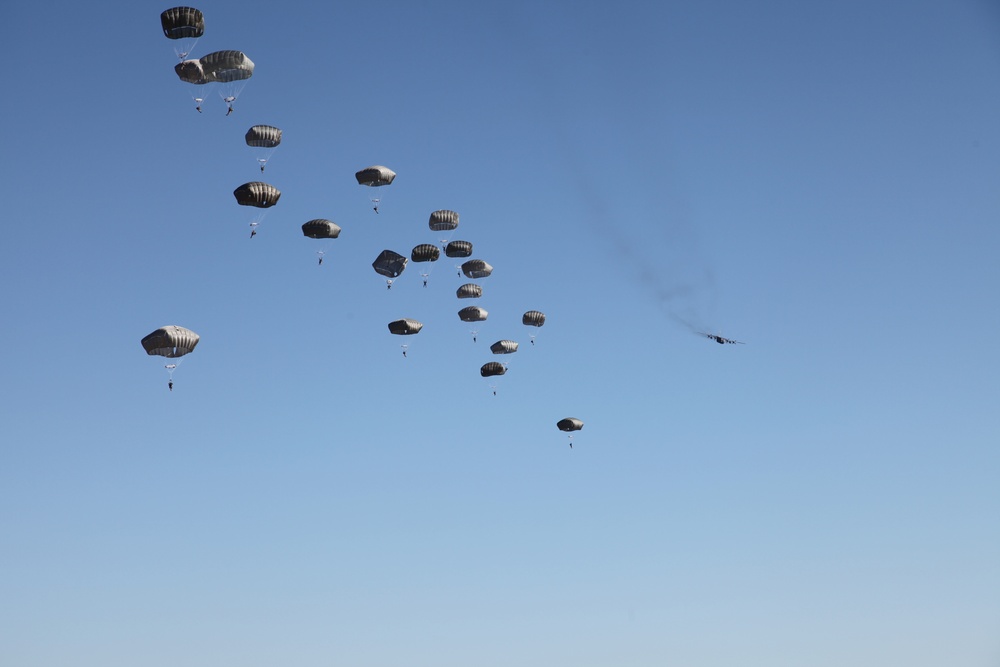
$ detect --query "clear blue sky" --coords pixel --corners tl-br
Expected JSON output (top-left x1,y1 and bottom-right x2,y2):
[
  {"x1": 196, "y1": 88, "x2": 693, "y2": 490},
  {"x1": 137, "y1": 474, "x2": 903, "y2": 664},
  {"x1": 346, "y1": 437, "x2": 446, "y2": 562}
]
[{"x1": 1, "y1": 2, "x2": 998, "y2": 665}]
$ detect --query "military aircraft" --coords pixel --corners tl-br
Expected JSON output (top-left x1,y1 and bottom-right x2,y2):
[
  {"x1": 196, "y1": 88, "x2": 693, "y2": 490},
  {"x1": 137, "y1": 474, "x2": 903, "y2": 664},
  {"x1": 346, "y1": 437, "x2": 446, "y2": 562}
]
[{"x1": 699, "y1": 332, "x2": 744, "y2": 345}]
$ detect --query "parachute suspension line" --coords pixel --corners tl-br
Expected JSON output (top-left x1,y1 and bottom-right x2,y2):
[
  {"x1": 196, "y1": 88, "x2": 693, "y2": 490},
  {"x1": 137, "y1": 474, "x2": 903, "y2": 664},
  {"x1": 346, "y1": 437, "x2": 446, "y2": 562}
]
[{"x1": 174, "y1": 38, "x2": 200, "y2": 61}]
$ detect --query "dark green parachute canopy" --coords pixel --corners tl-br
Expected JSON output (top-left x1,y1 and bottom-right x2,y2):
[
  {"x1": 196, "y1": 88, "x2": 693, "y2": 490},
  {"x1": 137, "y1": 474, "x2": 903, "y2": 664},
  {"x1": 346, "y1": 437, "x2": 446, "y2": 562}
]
[
  {"x1": 175, "y1": 59, "x2": 208, "y2": 84},
  {"x1": 456, "y1": 283, "x2": 482, "y2": 299},
  {"x1": 490, "y1": 340, "x2": 519, "y2": 354},
  {"x1": 161, "y1": 7, "x2": 204, "y2": 39},
  {"x1": 458, "y1": 306, "x2": 488, "y2": 322},
  {"x1": 410, "y1": 244, "x2": 440, "y2": 262},
  {"x1": 372, "y1": 249, "x2": 407, "y2": 278},
  {"x1": 428, "y1": 210, "x2": 459, "y2": 232},
  {"x1": 234, "y1": 182, "x2": 280, "y2": 208},
  {"x1": 355, "y1": 165, "x2": 396, "y2": 186},
  {"x1": 245, "y1": 125, "x2": 282, "y2": 148},
  {"x1": 462, "y1": 259, "x2": 493, "y2": 279},
  {"x1": 388, "y1": 319, "x2": 423, "y2": 335},
  {"x1": 141, "y1": 325, "x2": 200, "y2": 358},
  {"x1": 200, "y1": 50, "x2": 254, "y2": 82},
  {"x1": 522, "y1": 310, "x2": 546, "y2": 327},
  {"x1": 301, "y1": 219, "x2": 341, "y2": 239},
  {"x1": 480, "y1": 362, "x2": 506, "y2": 377},
  {"x1": 557, "y1": 418, "x2": 584, "y2": 432},
  {"x1": 445, "y1": 240, "x2": 473, "y2": 258}
]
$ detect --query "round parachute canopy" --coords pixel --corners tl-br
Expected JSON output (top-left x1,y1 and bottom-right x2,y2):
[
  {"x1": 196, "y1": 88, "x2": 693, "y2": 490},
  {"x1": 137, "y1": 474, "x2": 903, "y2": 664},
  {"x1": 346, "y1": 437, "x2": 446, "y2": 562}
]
[
  {"x1": 456, "y1": 283, "x2": 482, "y2": 299},
  {"x1": 388, "y1": 319, "x2": 423, "y2": 335},
  {"x1": 462, "y1": 259, "x2": 493, "y2": 279},
  {"x1": 458, "y1": 306, "x2": 488, "y2": 322},
  {"x1": 141, "y1": 325, "x2": 200, "y2": 358},
  {"x1": 522, "y1": 310, "x2": 546, "y2": 327},
  {"x1": 557, "y1": 418, "x2": 584, "y2": 432},
  {"x1": 428, "y1": 210, "x2": 459, "y2": 232},
  {"x1": 234, "y1": 182, "x2": 280, "y2": 208},
  {"x1": 245, "y1": 125, "x2": 282, "y2": 148},
  {"x1": 445, "y1": 240, "x2": 473, "y2": 258},
  {"x1": 175, "y1": 59, "x2": 209, "y2": 84},
  {"x1": 302, "y1": 219, "x2": 341, "y2": 239},
  {"x1": 372, "y1": 249, "x2": 407, "y2": 278},
  {"x1": 161, "y1": 7, "x2": 205, "y2": 39},
  {"x1": 355, "y1": 165, "x2": 396, "y2": 186},
  {"x1": 200, "y1": 50, "x2": 254, "y2": 82},
  {"x1": 410, "y1": 244, "x2": 440, "y2": 263},
  {"x1": 480, "y1": 362, "x2": 506, "y2": 378},
  {"x1": 490, "y1": 340, "x2": 519, "y2": 354}
]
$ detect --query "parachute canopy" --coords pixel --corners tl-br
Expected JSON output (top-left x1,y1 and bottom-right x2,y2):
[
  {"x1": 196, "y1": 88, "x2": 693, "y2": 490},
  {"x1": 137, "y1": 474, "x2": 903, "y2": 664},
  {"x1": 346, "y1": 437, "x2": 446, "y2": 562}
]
[
  {"x1": 372, "y1": 249, "x2": 407, "y2": 278},
  {"x1": 245, "y1": 125, "x2": 282, "y2": 148},
  {"x1": 388, "y1": 319, "x2": 423, "y2": 335},
  {"x1": 522, "y1": 310, "x2": 546, "y2": 327},
  {"x1": 480, "y1": 362, "x2": 506, "y2": 377},
  {"x1": 234, "y1": 181, "x2": 280, "y2": 208},
  {"x1": 557, "y1": 418, "x2": 584, "y2": 432},
  {"x1": 462, "y1": 259, "x2": 493, "y2": 279},
  {"x1": 490, "y1": 340, "x2": 519, "y2": 354},
  {"x1": 161, "y1": 7, "x2": 205, "y2": 39},
  {"x1": 200, "y1": 50, "x2": 254, "y2": 82},
  {"x1": 458, "y1": 306, "x2": 488, "y2": 322},
  {"x1": 411, "y1": 244, "x2": 440, "y2": 262},
  {"x1": 456, "y1": 283, "x2": 482, "y2": 299},
  {"x1": 445, "y1": 240, "x2": 473, "y2": 258},
  {"x1": 428, "y1": 210, "x2": 459, "y2": 232},
  {"x1": 141, "y1": 325, "x2": 200, "y2": 358},
  {"x1": 355, "y1": 165, "x2": 396, "y2": 186},
  {"x1": 302, "y1": 219, "x2": 341, "y2": 239}
]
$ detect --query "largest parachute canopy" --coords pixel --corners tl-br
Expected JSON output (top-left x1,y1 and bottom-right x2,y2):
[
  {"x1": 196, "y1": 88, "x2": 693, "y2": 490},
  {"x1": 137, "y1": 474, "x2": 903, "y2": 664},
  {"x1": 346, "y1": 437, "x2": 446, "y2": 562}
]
[
  {"x1": 388, "y1": 319, "x2": 423, "y2": 335},
  {"x1": 557, "y1": 418, "x2": 584, "y2": 432},
  {"x1": 161, "y1": 7, "x2": 204, "y2": 39},
  {"x1": 372, "y1": 250, "x2": 407, "y2": 278},
  {"x1": 245, "y1": 125, "x2": 282, "y2": 148},
  {"x1": 141, "y1": 325, "x2": 200, "y2": 358},
  {"x1": 200, "y1": 50, "x2": 254, "y2": 82},
  {"x1": 462, "y1": 259, "x2": 493, "y2": 279},
  {"x1": 355, "y1": 165, "x2": 396, "y2": 186},
  {"x1": 234, "y1": 182, "x2": 280, "y2": 208}
]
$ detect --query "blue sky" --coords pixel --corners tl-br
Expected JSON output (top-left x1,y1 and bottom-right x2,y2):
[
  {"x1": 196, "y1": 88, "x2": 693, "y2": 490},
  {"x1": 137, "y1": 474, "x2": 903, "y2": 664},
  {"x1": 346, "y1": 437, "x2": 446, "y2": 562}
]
[{"x1": 1, "y1": 2, "x2": 998, "y2": 665}]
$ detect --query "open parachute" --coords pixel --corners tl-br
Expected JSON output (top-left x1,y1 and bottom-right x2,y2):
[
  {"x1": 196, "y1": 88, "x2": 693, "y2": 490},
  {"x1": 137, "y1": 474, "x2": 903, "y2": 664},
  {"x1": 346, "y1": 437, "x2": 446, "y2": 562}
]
[
  {"x1": 245, "y1": 125, "x2": 282, "y2": 172},
  {"x1": 141, "y1": 325, "x2": 200, "y2": 391},
  {"x1": 161, "y1": 6, "x2": 204, "y2": 60}
]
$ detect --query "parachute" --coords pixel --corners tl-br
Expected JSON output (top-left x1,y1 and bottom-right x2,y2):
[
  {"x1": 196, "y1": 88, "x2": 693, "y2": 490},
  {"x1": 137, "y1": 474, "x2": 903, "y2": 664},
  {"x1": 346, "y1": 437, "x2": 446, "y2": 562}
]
[
  {"x1": 456, "y1": 283, "x2": 483, "y2": 299},
  {"x1": 175, "y1": 59, "x2": 209, "y2": 84},
  {"x1": 199, "y1": 50, "x2": 254, "y2": 112},
  {"x1": 462, "y1": 259, "x2": 493, "y2": 279},
  {"x1": 557, "y1": 418, "x2": 584, "y2": 432},
  {"x1": 161, "y1": 7, "x2": 204, "y2": 60},
  {"x1": 234, "y1": 182, "x2": 280, "y2": 207},
  {"x1": 161, "y1": 7, "x2": 204, "y2": 39},
  {"x1": 355, "y1": 165, "x2": 395, "y2": 212},
  {"x1": 245, "y1": 125, "x2": 282, "y2": 172},
  {"x1": 490, "y1": 340, "x2": 518, "y2": 354},
  {"x1": 355, "y1": 165, "x2": 396, "y2": 186},
  {"x1": 388, "y1": 319, "x2": 423, "y2": 335},
  {"x1": 372, "y1": 250, "x2": 408, "y2": 288},
  {"x1": 445, "y1": 240, "x2": 473, "y2": 258},
  {"x1": 480, "y1": 362, "x2": 506, "y2": 377},
  {"x1": 429, "y1": 209, "x2": 459, "y2": 231},
  {"x1": 141, "y1": 325, "x2": 200, "y2": 357},
  {"x1": 410, "y1": 244, "x2": 440, "y2": 262},
  {"x1": 141, "y1": 324, "x2": 199, "y2": 391},
  {"x1": 301, "y1": 219, "x2": 341, "y2": 239},
  {"x1": 234, "y1": 182, "x2": 279, "y2": 237},
  {"x1": 522, "y1": 310, "x2": 546, "y2": 327},
  {"x1": 458, "y1": 306, "x2": 488, "y2": 322}
]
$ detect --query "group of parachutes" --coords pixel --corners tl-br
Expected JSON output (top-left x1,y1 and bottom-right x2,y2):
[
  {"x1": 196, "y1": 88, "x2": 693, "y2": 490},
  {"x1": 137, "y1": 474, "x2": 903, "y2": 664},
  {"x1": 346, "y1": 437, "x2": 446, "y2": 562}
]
[{"x1": 144, "y1": 7, "x2": 584, "y2": 444}]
